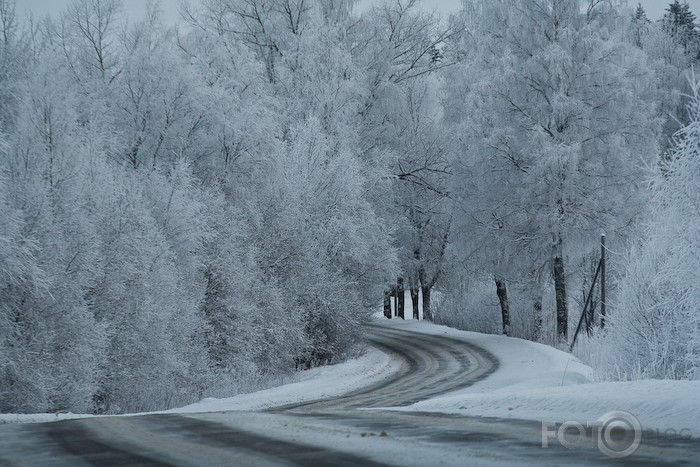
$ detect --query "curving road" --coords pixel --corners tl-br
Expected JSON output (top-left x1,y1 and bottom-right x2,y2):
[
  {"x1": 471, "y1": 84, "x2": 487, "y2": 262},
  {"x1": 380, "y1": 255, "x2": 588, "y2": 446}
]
[
  {"x1": 275, "y1": 324, "x2": 499, "y2": 411},
  {"x1": 1, "y1": 322, "x2": 699, "y2": 466}
]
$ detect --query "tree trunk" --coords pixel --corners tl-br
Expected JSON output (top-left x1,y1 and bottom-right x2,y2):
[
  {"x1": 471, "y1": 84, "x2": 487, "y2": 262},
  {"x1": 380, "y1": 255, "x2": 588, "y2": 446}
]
[
  {"x1": 410, "y1": 283, "x2": 420, "y2": 320},
  {"x1": 411, "y1": 250, "x2": 421, "y2": 320},
  {"x1": 528, "y1": 271, "x2": 544, "y2": 342},
  {"x1": 422, "y1": 286, "x2": 433, "y2": 321},
  {"x1": 553, "y1": 239, "x2": 568, "y2": 343},
  {"x1": 532, "y1": 297, "x2": 543, "y2": 342},
  {"x1": 495, "y1": 276, "x2": 511, "y2": 336},
  {"x1": 396, "y1": 277, "x2": 405, "y2": 319},
  {"x1": 383, "y1": 289, "x2": 392, "y2": 319}
]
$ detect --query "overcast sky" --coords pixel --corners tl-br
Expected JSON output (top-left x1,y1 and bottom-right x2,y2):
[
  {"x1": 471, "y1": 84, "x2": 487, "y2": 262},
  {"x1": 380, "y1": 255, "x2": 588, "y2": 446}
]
[{"x1": 15, "y1": 0, "x2": 700, "y2": 25}]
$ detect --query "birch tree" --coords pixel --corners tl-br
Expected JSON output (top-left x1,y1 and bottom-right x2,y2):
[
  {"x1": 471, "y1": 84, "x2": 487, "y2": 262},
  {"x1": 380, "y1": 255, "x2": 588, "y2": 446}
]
[{"x1": 448, "y1": 0, "x2": 659, "y2": 342}]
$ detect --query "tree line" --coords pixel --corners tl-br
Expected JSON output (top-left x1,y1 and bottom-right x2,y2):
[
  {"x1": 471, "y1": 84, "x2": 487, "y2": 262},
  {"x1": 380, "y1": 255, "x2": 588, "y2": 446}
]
[{"x1": 1, "y1": 0, "x2": 699, "y2": 414}]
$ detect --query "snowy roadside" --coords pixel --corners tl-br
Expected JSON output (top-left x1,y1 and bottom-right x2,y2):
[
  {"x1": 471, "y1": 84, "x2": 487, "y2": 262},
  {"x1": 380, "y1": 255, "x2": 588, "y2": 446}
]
[
  {"x1": 165, "y1": 346, "x2": 402, "y2": 413},
  {"x1": 0, "y1": 346, "x2": 402, "y2": 424},
  {"x1": 4, "y1": 318, "x2": 699, "y2": 439},
  {"x1": 379, "y1": 319, "x2": 700, "y2": 437},
  {"x1": 0, "y1": 412, "x2": 93, "y2": 425}
]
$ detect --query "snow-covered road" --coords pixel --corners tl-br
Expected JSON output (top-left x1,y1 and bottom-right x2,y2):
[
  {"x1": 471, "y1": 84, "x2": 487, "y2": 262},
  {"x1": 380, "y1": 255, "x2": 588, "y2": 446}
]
[{"x1": 1, "y1": 320, "x2": 699, "y2": 465}]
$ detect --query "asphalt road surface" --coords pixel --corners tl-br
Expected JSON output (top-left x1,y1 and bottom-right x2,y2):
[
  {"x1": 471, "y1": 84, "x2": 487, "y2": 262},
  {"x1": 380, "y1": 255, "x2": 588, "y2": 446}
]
[{"x1": 1, "y1": 323, "x2": 699, "y2": 466}]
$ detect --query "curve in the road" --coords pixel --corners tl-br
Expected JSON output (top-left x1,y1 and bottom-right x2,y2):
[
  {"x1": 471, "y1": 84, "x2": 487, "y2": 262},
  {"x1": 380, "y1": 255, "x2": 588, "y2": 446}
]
[
  {"x1": 0, "y1": 322, "x2": 501, "y2": 467},
  {"x1": 275, "y1": 322, "x2": 499, "y2": 411}
]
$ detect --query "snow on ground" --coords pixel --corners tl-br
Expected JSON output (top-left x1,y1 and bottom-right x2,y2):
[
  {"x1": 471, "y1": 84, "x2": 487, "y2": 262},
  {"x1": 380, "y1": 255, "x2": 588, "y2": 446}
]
[
  {"x1": 0, "y1": 346, "x2": 401, "y2": 424},
  {"x1": 165, "y1": 346, "x2": 401, "y2": 413},
  {"x1": 381, "y1": 319, "x2": 700, "y2": 437},
  {"x1": 0, "y1": 412, "x2": 93, "y2": 425},
  {"x1": 3, "y1": 315, "x2": 699, "y2": 439}
]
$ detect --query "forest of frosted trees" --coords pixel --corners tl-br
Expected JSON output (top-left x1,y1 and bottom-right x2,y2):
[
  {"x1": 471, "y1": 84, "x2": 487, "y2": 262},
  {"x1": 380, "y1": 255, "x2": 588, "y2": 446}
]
[{"x1": 1, "y1": 0, "x2": 699, "y2": 414}]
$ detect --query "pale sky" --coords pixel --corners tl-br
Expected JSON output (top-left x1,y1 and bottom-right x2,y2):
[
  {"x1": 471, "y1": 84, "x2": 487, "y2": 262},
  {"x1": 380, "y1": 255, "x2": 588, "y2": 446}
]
[{"x1": 15, "y1": 0, "x2": 700, "y2": 24}]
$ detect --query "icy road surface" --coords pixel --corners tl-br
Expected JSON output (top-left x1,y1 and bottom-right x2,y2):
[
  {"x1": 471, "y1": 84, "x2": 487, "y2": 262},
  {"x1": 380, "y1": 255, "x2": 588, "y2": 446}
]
[{"x1": 1, "y1": 322, "x2": 699, "y2": 466}]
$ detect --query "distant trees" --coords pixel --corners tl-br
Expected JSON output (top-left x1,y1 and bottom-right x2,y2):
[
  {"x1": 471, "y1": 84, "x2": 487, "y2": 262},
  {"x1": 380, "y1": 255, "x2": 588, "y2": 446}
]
[
  {"x1": 646, "y1": 1, "x2": 700, "y2": 145},
  {"x1": 631, "y1": 4, "x2": 651, "y2": 49},
  {"x1": 662, "y1": 0, "x2": 699, "y2": 56},
  {"x1": 355, "y1": 0, "x2": 458, "y2": 321}
]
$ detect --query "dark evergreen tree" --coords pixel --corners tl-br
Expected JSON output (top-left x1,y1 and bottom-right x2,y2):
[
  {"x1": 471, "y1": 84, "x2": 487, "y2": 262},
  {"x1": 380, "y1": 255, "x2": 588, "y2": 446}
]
[
  {"x1": 632, "y1": 3, "x2": 651, "y2": 48},
  {"x1": 663, "y1": 1, "x2": 699, "y2": 56},
  {"x1": 634, "y1": 2, "x2": 649, "y2": 22}
]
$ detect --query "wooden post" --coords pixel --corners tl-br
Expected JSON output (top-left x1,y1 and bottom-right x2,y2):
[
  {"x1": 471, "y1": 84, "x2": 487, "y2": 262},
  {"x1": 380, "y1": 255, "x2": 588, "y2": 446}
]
[
  {"x1": 600, "y1": 233, "x2": 606, "y2": 329},
  {"x1": 570, "y1": 259, "x2": 602, "y2": 352}
]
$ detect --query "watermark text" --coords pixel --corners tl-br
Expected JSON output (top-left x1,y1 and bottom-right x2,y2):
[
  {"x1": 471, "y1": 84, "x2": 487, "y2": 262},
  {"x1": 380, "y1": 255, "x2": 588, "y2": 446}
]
[{"x1": 541, "y1": 411, "x2": 691, "y2": 458}]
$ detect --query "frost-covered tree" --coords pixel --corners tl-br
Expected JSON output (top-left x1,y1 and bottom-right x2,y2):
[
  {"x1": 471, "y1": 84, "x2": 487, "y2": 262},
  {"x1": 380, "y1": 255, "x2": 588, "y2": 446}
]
[
  {"x1": 0, "y1": 39, "x2": 106, "y2": 412},
  {"x1": 631, "y1": 3, "x2": 650, "y2": 49},
  {"x1": 0, "y1": 0, "x2": 20, "y2": 130},
  {"x1": 446, "y1": 0, "x2": 660, "y2": 342},
  {"x1": 0, "y1": 144, "x2": 48, "y2": 412},
  {"x1": 389, "y1": 75, "x2": 452, "y2": 321},
  {"x1": 58, "y1": 0, "x2": 124, "y2": 84},
  {"x1": 636, "y1": 5, "x2": 696, "y2": 149},
  {"x1": 253, "y1": 118, "x2": 397, "y2": 366},
  {"x1": 0, "y1": 0, "x2": 402, "y2": 415}
]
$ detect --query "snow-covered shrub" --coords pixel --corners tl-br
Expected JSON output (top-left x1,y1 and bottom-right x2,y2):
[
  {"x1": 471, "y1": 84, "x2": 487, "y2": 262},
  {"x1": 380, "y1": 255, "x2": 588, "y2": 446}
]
[{"x1": 602, "y1": 77, "x2": 700, "y2": 381}]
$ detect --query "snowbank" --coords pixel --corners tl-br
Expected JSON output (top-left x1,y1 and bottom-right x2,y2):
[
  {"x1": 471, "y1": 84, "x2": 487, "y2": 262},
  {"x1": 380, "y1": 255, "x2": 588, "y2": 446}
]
[
  {"x1": 0, "y1": 346, "x2": 400, "y2": 424},
  {"x1": 381, "y1": 319, "x2": 700, "y2": 436},
  {"x1": 0, "y1": 412, "x2": 92, "y2": 424},
  {"x1": 166, "y1": 346, "x2": 401, "y2": 413}
]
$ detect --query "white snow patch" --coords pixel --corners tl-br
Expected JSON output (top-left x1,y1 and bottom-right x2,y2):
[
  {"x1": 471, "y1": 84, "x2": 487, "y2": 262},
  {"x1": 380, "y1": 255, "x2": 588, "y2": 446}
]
[
  {"x1": 0, "y1": 412, "x2": 93, "y2": 424},
  {"x1": 165, "y1": 346, "x2": 401, "y2": 413},
  {"x1": 0, "y1": 346, "x2": 401, "y2": 423},
  {"x1": 380, "y1": 319, "x2": 700, "y2": 436}
]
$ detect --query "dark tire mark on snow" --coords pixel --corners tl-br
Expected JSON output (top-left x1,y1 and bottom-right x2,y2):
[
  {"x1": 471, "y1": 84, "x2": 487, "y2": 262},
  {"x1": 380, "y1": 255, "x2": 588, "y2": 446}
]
[
  {"x1": 133, "y1": 414, "x2": 390, "y2": 467},
  {"x1": 41, "y1": 418, "x2": 172, "y2": 466}
]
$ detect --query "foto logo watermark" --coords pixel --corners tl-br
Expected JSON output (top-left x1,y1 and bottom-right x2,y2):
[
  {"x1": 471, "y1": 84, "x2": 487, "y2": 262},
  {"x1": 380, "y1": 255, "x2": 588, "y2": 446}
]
[{"x1": 542, "y1": 411, "x2": 646, "y2": 458}]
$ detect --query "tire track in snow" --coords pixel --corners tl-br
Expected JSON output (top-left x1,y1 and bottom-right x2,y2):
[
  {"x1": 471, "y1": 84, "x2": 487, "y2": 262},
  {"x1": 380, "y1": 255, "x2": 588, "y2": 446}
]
[{"x1": 274, "y1": 323, "x2": 499, "y2": 411}]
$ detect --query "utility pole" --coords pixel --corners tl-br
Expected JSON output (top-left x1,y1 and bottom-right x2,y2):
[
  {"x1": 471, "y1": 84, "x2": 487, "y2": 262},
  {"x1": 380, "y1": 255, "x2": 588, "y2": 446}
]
[
  {"x1": 600, "y1": 233, "x2": 606, "y2": 329},
  {"x1": 570, "y1": 233, "x2": 608, "y2": 351}
]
